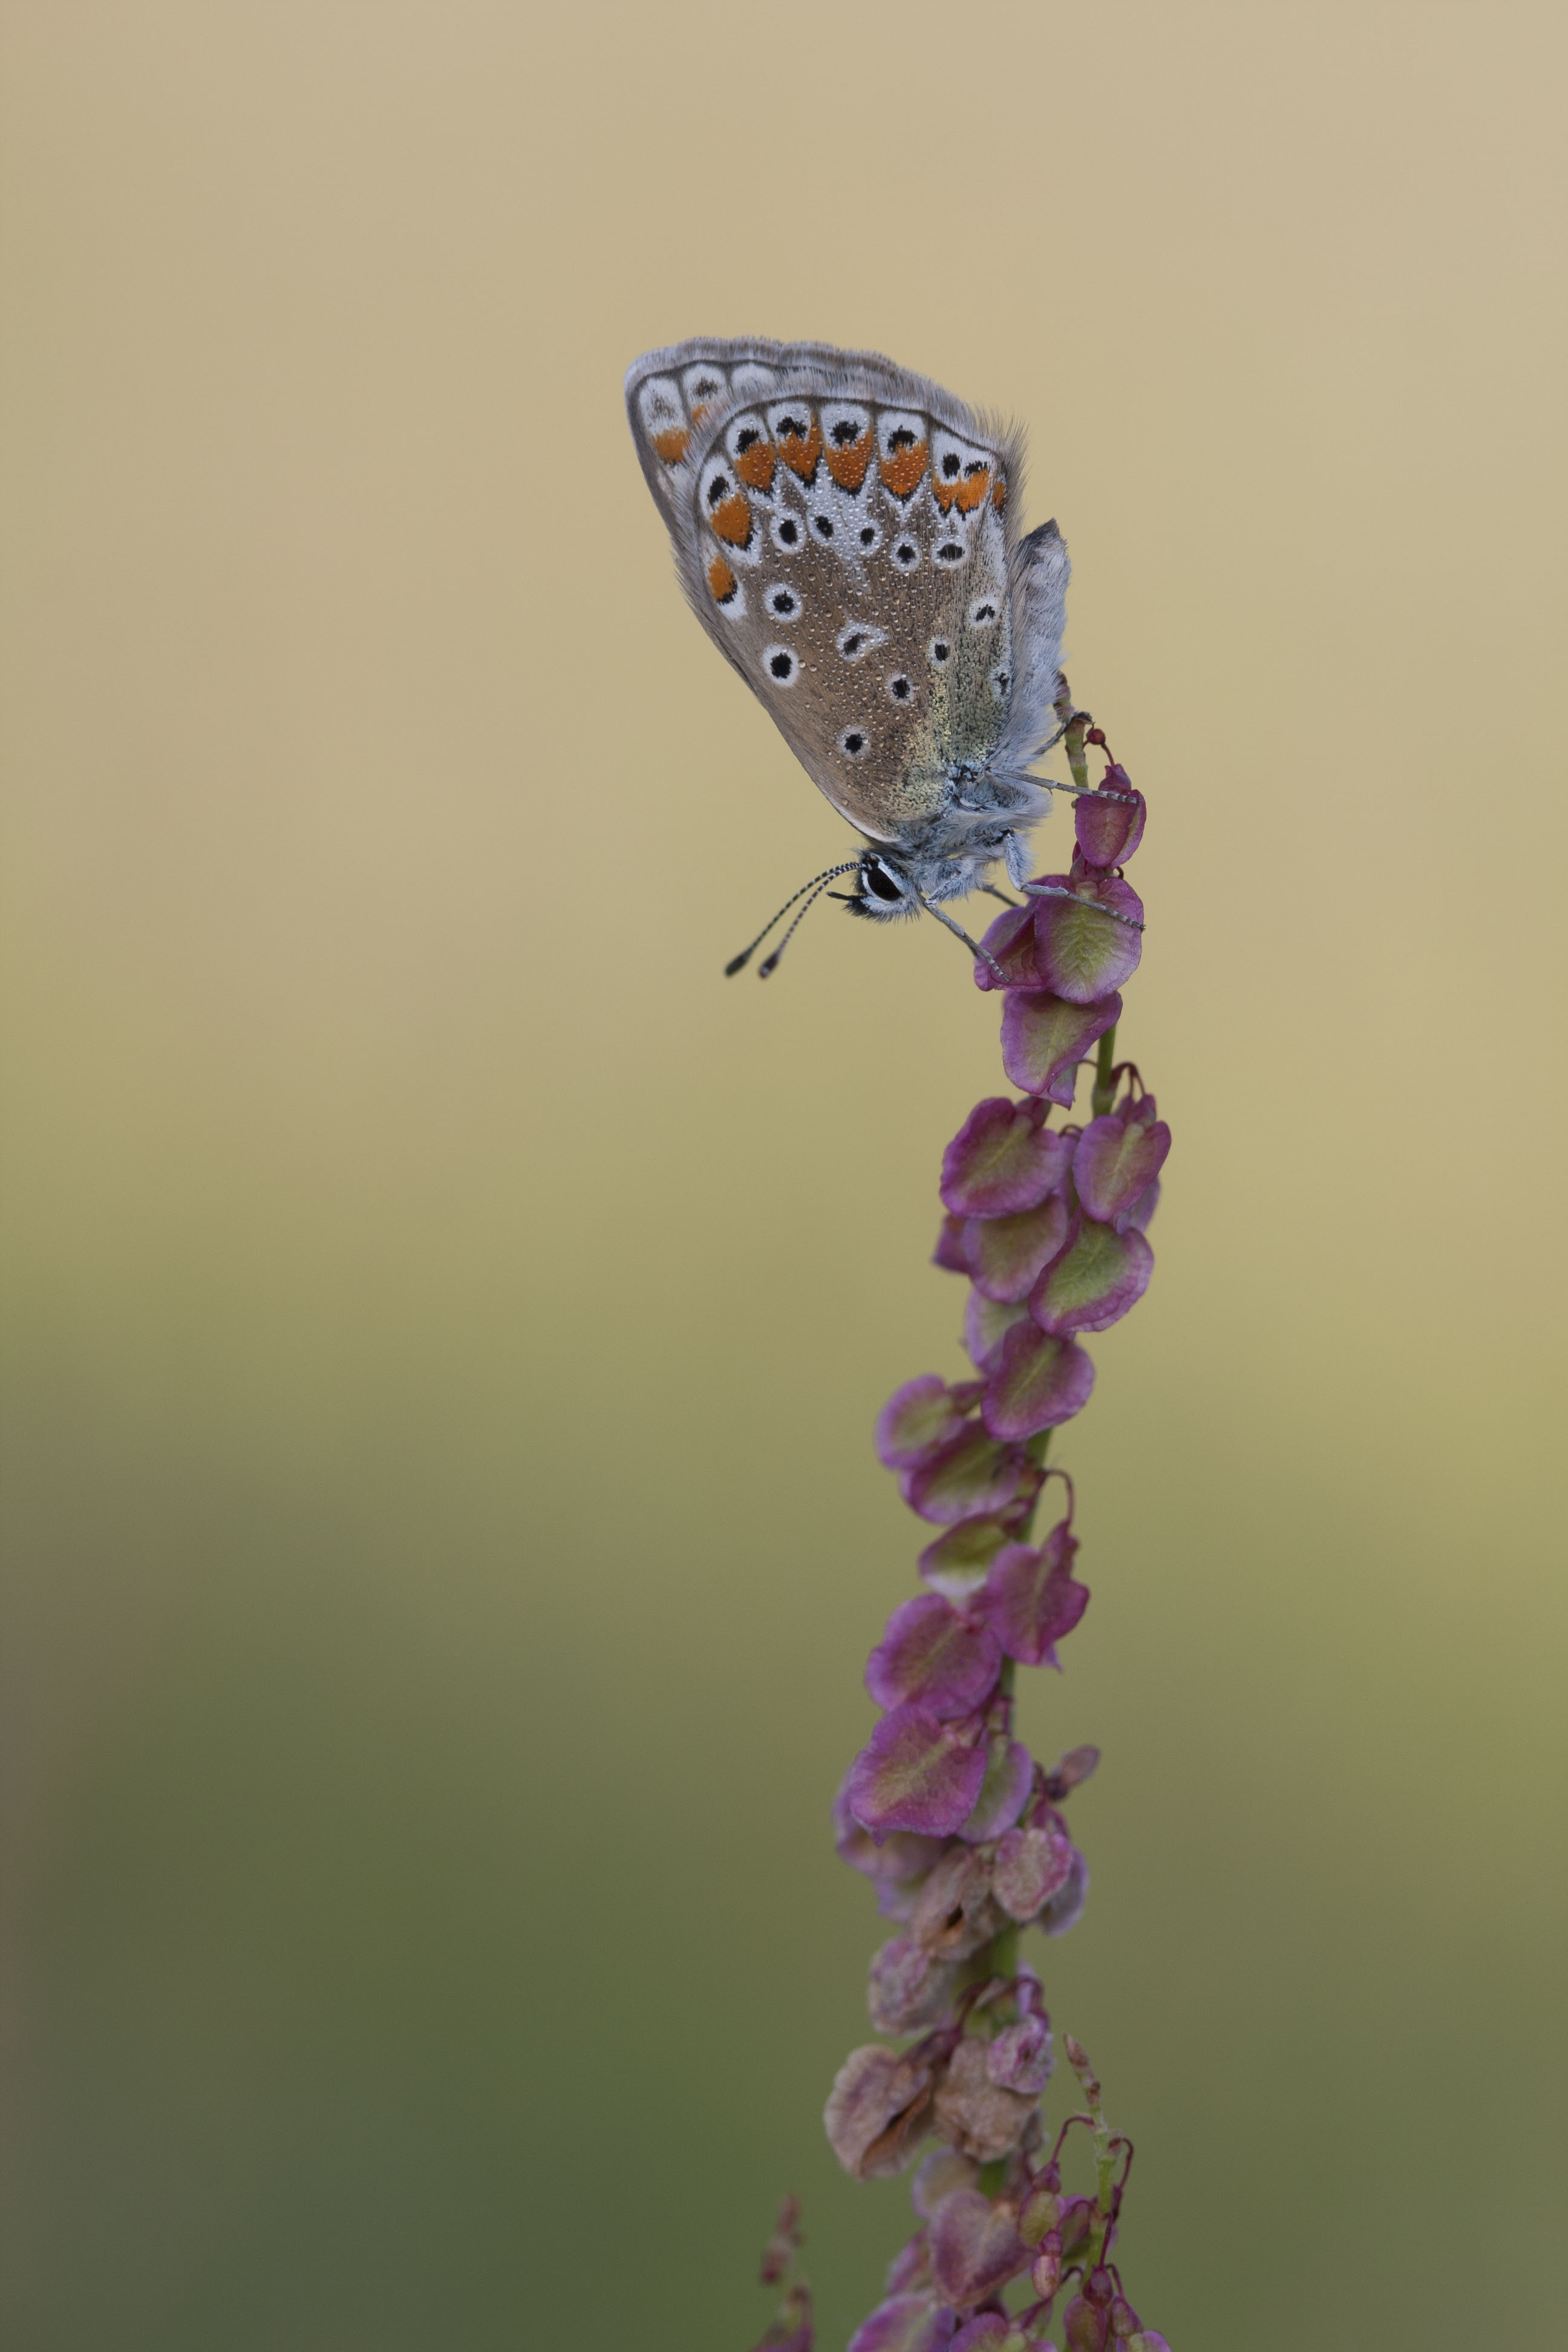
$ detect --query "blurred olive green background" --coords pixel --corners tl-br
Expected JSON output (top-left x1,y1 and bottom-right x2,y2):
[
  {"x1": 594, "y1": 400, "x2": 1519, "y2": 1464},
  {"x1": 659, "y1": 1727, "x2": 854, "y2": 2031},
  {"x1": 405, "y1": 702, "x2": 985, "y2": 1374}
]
[{"x1": 2, "y1": 4, "x2": 1564, "y2": 2346}]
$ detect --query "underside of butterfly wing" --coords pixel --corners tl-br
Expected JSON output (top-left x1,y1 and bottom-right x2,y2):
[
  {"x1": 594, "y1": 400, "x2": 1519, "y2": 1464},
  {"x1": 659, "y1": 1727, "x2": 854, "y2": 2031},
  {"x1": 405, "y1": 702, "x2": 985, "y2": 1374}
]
[{"x1": 626, "y1": 340, "x2": 1064, "y2": 864}]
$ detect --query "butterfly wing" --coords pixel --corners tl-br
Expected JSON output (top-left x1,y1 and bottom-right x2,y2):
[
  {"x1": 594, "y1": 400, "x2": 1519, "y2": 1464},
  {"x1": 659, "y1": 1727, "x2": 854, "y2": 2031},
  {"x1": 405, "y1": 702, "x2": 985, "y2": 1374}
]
[{"x1": 627, "y1": 340, "x2": 1054, "y2": 848}]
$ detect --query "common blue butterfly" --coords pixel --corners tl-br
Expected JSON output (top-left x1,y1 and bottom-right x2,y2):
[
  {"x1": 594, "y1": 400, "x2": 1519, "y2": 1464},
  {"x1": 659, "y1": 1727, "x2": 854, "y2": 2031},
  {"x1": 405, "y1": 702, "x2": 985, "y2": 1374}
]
[{"x1": 626, "y1": 338, "x2": 1071, "y2": 973}]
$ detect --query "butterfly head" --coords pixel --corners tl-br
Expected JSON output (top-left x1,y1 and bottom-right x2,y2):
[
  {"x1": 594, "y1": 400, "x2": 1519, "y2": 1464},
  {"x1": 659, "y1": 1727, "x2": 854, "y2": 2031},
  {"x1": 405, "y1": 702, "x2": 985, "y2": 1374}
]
[
  {"x1": 843, "y1": 799, "x2": 1042, "y2": 920},
  {"x1": 841, "y1": 854, "x2": 920, "y2": 920}
]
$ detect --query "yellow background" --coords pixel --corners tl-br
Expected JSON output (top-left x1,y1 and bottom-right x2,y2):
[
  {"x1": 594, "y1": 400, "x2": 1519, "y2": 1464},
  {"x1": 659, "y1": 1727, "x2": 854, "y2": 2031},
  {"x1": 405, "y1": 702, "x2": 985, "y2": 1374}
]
[{"x1": 3, "y1": 4, "x2": 1564, "y2": 2345}]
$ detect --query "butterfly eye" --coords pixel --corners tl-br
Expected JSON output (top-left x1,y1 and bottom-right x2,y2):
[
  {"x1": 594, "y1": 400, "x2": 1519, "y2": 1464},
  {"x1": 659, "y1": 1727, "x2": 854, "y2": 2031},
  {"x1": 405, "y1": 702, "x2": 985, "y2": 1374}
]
[{"x1": 861, "y1": 858, "x2": 904, "y2": 901}]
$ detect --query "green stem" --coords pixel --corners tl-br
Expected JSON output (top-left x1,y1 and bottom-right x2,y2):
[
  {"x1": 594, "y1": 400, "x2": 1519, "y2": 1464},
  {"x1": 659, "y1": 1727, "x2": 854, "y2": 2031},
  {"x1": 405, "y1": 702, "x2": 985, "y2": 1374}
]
[{"x1": 1091, "y1": 1024, "x2": 1118, "y2": 1119}]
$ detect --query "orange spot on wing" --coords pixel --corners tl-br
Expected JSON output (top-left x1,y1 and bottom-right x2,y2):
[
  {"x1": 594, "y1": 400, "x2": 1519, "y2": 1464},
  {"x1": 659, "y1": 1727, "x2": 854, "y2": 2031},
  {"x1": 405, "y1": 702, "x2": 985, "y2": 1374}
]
[
  {"x1": 652, "y1": 426, "x2": 690, "y2": 466},
  {"x1": 733, "y1": 438, "x2": 776, "y2": 491},
  {"x1": 707, "y1": 555, "x2": 738, "y2": 604},
  {"x1": 955, "y1": 464, "x2": 992, "y2": 514},
  {"x1": 825, "y1": 430, "x2": 873, "y2": 489},
  {"x1": 991, "y1": 474, "x2": 1007, "y2": 509},
  {"x1": 879, "y1": 440, "x2": 928, "y2": 499},
  {"x1": 709, "y1": 492, "x2": 754, "y2": 547},
  {"x1": 777, "y1": 414, "x2": 823, "y2": 482}
]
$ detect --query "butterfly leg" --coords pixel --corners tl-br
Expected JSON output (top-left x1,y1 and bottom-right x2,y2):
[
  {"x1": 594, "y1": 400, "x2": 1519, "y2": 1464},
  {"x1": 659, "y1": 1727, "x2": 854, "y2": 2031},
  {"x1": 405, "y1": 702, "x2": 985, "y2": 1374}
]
[{"x1": 917, "y1": 891, "x2": 1009, "y2": 985}]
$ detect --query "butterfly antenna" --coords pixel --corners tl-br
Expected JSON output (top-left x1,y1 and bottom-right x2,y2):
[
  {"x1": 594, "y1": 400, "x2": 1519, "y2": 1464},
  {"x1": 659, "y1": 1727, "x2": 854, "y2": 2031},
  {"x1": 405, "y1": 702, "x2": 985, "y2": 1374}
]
[
  {"x1": 757, "y1": 867, "x2": 857, "y2": 978},
  {"x1": 725, "y1": 863, "x2": 864, "y2": 977},
  {"x1": 916, "y1": 890, "x2": 1009, "y2": 986}
]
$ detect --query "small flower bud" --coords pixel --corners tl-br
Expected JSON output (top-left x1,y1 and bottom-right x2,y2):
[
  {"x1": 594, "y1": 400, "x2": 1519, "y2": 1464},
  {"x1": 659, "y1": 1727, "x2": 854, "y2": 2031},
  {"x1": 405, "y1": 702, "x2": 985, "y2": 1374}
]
[
  {"x1": 956, "y1": 1735, "x2": 1034, "y2": 1843},
  {"x1": 1062, "y1": 2034, "x2": 1101, "y2": 2105},
  {"x1": 985, "y1": 2014, "x2": 1054, "y2": 2094},
  {"x1": 878, "y1": 1377, "x2": 972, "y2": 1472},
  {"x1": 1000, "y1": 988, "x2": 1122, "y2": 1109},
  {"x1": 1063, "y1": 2292, "x2": 1109, "y2": 2352},
  {"x1": 933, "y1": 2034, "x2": 1040, "y2": 2163},
  {"x1": 882, "y1": 2225, "x2": 932, "y2": 2294},
  {"x1": 759, "y1": 2192, "x2": 802, "y2": 2282},
  {"x1": 1056, "y1": 2197, "x2": 1096, "y2": 2259},
  {"x1": 910, "y1": 1843, "x2": 1003, "y2": 1959},
  {"x1": 981, "y1": 1321, "x2": 1097, "y2": 1445},
  {"x1": 753, "y1": 2279, "x2": 814, "y2": 2352},
  {"x1": 973, "y1": 1528, "x2": 1089, "y2": 1671},
  {"x1": 952, "y1": 2319, "x2": 1032, "y2": 2352},
  {"x1": 1018, "y1": 2179, "x2": 1062, "y2": 2247},
  {"x1": 866, "y1": 1594, "x2": 1004, "y2": 1720},
  {"x1": 845, "y1": 2292, "x2": 958, "y2": 2352},
  {"x1": 823, "y1": 2044, "x2": 936, "y2": 2181},
  {"x1": 964, "y1": 1192, "x2": 1074, "y2": 1307},
  {"x1": 930, "y1": 2184, "x2": 1031, "y2": 2305},
  {"x1": 941, "y1": 1096, "x2": 1070, "y2": 1218},
  {"x1": 903, "y1": 1426, "x2": 1042, "y2": 1526},
  {"x1": 849, "y1": 1705, "x2": 991, "y2": 1840},
  {"x1": 920, "y1": 1512, "x2": 1015, "y2": 1603},
  {"x1": 869, "y1": 1936, "x2": 960, "y2": 2036},
  {"x1": 912, "y1": 2145, "x2": 979, "y2": 2219},
  {"x1": 1030, "y1": 2230, "x2": 1062, "y2": 2298},
  {"x1": 1074, "y1": 765, "x2": 1146, "y2": 868},
  {"x1": 1028, "y1": 873, "x2": 1143, "y2": 1004},
  {"x1": 1042, "y1": 1743, "x2": 1100, "y2": 1798}
]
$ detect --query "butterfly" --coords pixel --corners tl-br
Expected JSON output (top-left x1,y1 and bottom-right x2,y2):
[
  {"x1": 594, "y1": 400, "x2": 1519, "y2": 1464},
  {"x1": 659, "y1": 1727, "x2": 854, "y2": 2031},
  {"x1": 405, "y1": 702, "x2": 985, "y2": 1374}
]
[{"x1": 626, "y1": 337, "x2": 1072, "y2": 976}]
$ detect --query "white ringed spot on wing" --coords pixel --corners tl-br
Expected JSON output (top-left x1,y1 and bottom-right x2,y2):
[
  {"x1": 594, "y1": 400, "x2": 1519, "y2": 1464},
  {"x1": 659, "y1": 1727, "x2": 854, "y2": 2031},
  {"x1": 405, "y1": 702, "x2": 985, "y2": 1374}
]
[
  {"x1": 770, "y1": 509, "x2": 805, "y2": 554},
  {"x1": 890, "y1": 534, "x2": 921, "y2": 571},
  {"x1": 762, "y1": 644, "x2": 801, "y2": 688},
  {"x1": 967, "y1": 592, "x2": 1002, "y2": 629},
  {"x1": 928, "y1": 636, "x2": 953, "y2": 668},
  {"x1": 886, "y1": 672, "x2": 915, "y2": 706},
  {"x1": 765, "y1": 583, "x2": 803, "y2": 622},
  {"x1": 835, "y1": 622, "x2": 887, "y2": 664},
  {"x1": 838, "y1": 725, "x2": 872, "y2": 760}
]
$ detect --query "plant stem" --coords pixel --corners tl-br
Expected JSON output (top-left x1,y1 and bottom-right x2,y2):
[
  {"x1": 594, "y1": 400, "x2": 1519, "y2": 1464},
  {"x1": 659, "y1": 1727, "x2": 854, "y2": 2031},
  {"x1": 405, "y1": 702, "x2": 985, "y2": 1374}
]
[
  {"x1": 1064, "y1": 711, "x2": 1090, "y2": 796},
  {"x1": 1091, "y1": 1024, "x2": 1119, "y2": 1118}
]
